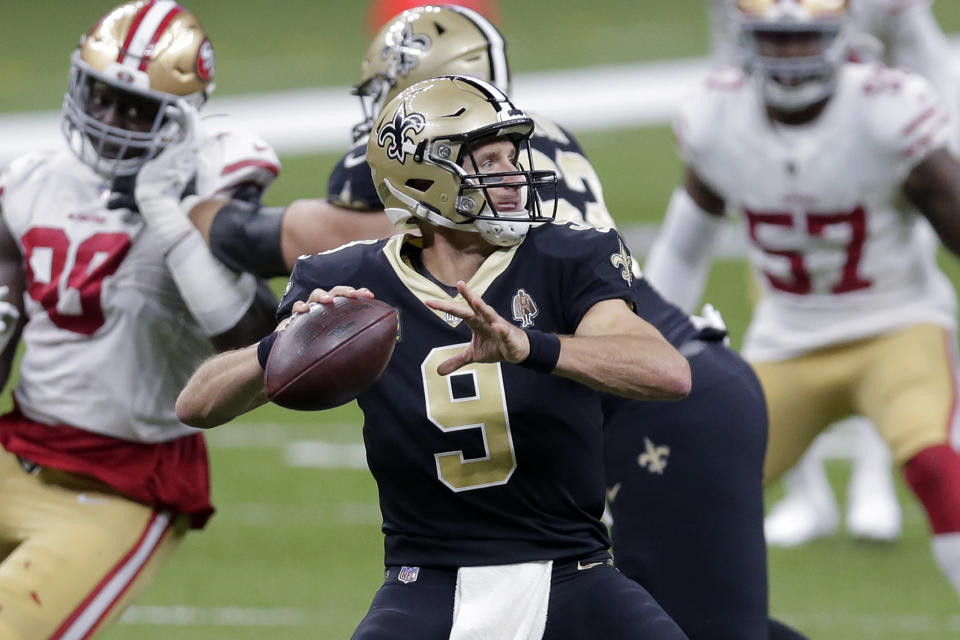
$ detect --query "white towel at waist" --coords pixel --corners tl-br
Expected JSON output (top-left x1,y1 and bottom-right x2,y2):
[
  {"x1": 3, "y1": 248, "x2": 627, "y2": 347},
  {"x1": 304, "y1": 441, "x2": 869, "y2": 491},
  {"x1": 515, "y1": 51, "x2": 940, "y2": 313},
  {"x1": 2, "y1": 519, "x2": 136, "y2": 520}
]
[{"x1": 448, "y1": 560, "x2": 553, "y2": 640}]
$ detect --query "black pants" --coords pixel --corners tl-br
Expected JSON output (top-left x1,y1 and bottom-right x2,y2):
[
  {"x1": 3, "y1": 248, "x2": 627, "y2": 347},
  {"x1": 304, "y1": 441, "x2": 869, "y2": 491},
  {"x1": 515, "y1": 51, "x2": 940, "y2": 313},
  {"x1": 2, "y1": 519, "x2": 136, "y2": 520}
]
[
  {"x1": 352, "y1": 552, "x2": 688, "y2": 639},
  {"x1": 604, "y1": 340, "x2": 770, "y2": 640}
]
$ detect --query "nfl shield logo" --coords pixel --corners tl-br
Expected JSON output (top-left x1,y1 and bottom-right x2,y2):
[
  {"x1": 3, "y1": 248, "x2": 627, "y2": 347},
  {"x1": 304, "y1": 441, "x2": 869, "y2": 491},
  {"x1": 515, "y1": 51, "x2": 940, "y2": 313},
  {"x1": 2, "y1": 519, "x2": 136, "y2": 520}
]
[{"x1": 397, "y1": 566, "x2": 420, "y2": 584}]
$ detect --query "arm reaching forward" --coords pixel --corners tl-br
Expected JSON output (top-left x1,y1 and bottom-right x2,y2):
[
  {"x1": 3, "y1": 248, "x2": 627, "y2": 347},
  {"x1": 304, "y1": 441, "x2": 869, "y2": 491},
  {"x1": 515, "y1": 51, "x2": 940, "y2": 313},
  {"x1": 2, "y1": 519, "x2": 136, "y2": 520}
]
[{"x1": 426, "y1": 281, "x2": 691, "y2": 401}]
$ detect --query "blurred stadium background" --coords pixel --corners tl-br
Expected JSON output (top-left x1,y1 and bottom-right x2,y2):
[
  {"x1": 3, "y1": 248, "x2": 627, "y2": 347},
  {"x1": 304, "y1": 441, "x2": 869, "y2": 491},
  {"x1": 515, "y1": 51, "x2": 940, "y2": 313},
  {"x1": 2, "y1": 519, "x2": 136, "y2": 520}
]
[{"x1": 3, "y1": 1, "x2": 960, "y2": 637}]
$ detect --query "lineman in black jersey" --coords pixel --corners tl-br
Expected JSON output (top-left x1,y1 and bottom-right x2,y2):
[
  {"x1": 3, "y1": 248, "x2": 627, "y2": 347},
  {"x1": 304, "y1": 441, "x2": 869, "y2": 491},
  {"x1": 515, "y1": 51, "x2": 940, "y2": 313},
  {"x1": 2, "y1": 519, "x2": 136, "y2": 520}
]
[{"x1": 177, "y1": 77, "x2": 691, "y2": 639}]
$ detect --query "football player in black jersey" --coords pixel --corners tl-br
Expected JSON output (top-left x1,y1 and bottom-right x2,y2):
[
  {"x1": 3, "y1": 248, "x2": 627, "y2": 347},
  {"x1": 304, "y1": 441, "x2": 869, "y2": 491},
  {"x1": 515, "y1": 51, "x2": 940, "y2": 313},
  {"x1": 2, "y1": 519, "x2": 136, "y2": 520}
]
[
  {"x1": 177, "y1": 76, "x2": 693, "y2": 640},
  {"x1": 179, "y1": 5, "x2": 807, "y2": 638}
]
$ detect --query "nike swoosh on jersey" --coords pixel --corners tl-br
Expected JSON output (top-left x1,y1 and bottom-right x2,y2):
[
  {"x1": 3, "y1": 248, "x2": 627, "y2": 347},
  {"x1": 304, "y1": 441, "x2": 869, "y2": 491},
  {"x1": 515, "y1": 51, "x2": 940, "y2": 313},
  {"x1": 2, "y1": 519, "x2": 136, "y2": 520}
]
[
  {"x1": 343, "y1": 150, "x2": 368, "y2": 168},
  {"x1": 576, "y1": 560, "x2": 605, "y2": 571}
]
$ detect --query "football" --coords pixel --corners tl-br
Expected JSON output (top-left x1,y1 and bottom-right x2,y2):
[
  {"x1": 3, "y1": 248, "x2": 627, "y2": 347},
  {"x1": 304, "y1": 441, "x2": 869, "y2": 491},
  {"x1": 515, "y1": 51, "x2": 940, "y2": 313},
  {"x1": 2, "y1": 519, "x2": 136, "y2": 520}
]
[{"x1": 264, "y1": 296, "x2": 398, "y2": 411}]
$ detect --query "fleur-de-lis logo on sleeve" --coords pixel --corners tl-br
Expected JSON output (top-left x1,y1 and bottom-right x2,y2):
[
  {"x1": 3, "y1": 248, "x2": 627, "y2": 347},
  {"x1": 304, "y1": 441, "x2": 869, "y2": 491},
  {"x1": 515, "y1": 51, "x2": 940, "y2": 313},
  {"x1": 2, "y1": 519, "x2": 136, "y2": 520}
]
[
  {"x1": 610, "y1": 238, "x2": 634, "y2": 286},
  {"x1": 377, "y1": 102, "x2": 425, "y2": 164}
]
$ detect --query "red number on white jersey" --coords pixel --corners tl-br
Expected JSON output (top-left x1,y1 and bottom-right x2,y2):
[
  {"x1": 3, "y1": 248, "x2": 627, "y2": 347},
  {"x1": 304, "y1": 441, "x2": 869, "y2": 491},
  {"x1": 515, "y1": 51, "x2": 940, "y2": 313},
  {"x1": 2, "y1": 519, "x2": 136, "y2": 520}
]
[
  {"x1": 744, "y1": 207, "x2": 872, "y2": 295},
  {"x1": 21, "y1": 227, "x2": 132, "y2": 335}
]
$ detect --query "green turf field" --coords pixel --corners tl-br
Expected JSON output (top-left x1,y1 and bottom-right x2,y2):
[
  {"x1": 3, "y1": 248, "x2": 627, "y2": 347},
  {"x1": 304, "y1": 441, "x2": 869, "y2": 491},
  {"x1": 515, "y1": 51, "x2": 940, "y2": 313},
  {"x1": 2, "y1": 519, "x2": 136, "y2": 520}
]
[{"x1": 4, "y1": 1, "x2": 960, "y2": 637}]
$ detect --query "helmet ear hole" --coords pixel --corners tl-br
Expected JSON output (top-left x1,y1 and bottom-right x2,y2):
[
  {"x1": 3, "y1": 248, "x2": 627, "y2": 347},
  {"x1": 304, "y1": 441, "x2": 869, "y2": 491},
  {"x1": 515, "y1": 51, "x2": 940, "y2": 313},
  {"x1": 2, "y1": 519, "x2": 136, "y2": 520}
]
[{"x1": 405, "y1": 178, "x2": 434, "y2": 192}]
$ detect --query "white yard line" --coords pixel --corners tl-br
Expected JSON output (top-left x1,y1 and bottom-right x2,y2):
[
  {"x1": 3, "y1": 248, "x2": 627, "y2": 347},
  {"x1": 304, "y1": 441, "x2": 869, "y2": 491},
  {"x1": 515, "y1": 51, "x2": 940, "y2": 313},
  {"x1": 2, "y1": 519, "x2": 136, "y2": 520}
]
[
  {"x1": 203, "y1": 421, "x2": 362, "y2": 448},
  {"x1": 6, "y1": 38, "x2": 960, "y2": 167},
  {"x1": 116, "y1": 605, "x2": 960, "y2": 631},
  {"x1": 119, "y1": 605, "x2": 310, "y2": 627},
  {"x1": 2, "y1": 57, "x2": 708, "y2": 167},
  {"x1": 213, "y1": 501, "x2": 381, "y2": 526},
  {"x1": 284, "y1": 440, "x2": 368, "y2": 469}
]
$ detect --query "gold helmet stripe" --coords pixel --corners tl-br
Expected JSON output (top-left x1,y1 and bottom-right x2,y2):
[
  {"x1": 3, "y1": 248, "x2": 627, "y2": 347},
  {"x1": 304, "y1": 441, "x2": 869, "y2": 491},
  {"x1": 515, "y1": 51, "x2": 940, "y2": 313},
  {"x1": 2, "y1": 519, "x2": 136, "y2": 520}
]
[
  {"x1": 444, "y1": 5, "x2": 510, "y2": 97},
  {"x1": 116, "y1": 0, "x2": 183, "y2": 69}
]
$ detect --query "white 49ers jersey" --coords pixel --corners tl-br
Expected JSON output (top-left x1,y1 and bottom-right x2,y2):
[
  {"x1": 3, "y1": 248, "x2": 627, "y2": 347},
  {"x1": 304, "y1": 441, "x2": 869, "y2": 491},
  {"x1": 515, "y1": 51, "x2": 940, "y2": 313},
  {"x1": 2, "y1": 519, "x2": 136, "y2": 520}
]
[
  {"x1": 0, "y1": 116, "x2": 279, "y2": 442},
  {"x1": 676, "y1": 63, "x2": 956, "y2": 362}
]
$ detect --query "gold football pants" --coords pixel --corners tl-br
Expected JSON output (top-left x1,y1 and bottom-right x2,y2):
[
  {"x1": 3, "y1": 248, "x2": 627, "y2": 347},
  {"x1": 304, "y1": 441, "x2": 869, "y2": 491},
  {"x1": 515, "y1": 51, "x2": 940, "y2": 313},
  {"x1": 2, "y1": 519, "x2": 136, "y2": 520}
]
[
  {"x1": 754, "y1": 323, "x2": 959, "y2": 483},
  {"x1": 0, "y1": 448, "x2": 187, "y2": 639}
]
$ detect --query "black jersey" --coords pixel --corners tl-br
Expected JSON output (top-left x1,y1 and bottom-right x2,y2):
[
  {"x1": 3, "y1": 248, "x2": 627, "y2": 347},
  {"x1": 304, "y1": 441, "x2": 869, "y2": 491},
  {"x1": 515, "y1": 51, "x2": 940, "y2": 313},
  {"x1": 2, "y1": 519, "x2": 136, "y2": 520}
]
[{"x1": 278, "y1": 222, "x2": 636, "y2": 568}]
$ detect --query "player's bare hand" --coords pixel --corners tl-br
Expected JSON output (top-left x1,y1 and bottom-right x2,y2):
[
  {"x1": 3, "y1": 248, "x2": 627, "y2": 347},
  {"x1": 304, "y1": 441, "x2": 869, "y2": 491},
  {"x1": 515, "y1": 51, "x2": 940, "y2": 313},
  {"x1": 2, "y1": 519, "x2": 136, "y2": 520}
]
[
  {"x1": 425, "y1": 280, "x2": 530, "y2": 375},
  {"x1": 290, "y1": 286, "x2": 374, "y2": 314}
]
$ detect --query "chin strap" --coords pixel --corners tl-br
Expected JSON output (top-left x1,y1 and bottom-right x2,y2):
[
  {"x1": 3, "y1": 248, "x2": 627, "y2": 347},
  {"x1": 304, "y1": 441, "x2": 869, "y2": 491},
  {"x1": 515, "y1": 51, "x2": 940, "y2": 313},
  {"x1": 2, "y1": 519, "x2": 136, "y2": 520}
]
[{"x1": 383, "y1": 178, "x2": 475, "y2": 232}]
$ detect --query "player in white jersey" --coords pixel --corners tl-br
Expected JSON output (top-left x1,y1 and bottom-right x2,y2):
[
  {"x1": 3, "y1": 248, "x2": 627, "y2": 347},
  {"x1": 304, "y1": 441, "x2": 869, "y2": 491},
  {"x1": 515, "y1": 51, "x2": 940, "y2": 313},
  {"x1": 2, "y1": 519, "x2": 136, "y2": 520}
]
[
  {"x1": 0, "y1": 2, "x2": 278, "y2": 638},
  {"x1": 647, "y1": 0, "x2": 960, "y2": 601},
  {"x1": 706, "y1": 0, "x2": 958, "y2": 546}
]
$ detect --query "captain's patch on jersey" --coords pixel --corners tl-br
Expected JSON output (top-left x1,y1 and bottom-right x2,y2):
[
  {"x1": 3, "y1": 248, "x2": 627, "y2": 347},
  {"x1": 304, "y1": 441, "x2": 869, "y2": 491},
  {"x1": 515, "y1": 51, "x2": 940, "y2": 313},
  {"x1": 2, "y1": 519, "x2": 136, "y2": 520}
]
[{"x1": 511, "y1": 289, "x2": 539, "y2": 328}]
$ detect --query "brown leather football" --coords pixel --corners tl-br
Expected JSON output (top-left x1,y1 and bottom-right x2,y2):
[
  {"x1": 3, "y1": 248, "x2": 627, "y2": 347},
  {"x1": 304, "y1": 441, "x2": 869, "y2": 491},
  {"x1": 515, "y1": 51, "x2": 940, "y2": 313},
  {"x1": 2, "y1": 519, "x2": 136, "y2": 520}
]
[{"x1": 264, "y1": 296, "x2": 398, "y2": 410}]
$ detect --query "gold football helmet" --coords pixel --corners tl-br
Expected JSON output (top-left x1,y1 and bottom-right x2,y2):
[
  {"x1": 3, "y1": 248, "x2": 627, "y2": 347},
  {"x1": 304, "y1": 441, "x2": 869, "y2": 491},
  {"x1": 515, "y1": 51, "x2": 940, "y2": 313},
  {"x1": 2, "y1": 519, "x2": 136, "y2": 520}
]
[
  {"x1": 352, "y1": 4, "x2": 510, "y2": 141},
  {"x1": 366, "y1": 75, "x2": 556, "y2": 247},
  {"x1": 62, "y1": 0, "x2": 215, "y2": 178},
  {"x1": 737, "y1": 0, "x2": 849, "y2": 111}
]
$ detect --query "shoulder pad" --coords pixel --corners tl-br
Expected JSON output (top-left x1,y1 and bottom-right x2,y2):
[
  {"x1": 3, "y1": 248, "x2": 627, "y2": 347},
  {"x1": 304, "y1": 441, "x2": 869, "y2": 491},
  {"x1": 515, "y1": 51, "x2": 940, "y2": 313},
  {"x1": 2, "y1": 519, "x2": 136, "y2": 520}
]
[
  {"x1": 530, "y1": 113, "x2": 572, "y2": 146},
  {"x1": 530, "y1": 221, "x2": 621, "y2": 259},
  {"x1": 195, "y1": 116, "x2": 282, "y2": 199},
  {"x1": 1, "y1": 151, "x2": 54, "y2": 197},
  {"x1": 327, "y1": 140, "x2": 381, "y2": 211},
  {"x1": 277, "y1": 239, "x2": 386, "y2": 319},
  {"x1": 855, "y1": 65, "x2": 950, "y2": 165},
  {"x1": 673, "y1": 68, "x2": 746, "y2": 166}
]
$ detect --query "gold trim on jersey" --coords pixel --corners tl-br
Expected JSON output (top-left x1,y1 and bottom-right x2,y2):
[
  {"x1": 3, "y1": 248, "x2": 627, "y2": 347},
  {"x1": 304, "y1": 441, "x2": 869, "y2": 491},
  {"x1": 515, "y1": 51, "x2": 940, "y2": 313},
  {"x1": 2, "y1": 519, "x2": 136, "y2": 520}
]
[{"x1": 382, "y1": 234, "x2": 521, "y2": 327}]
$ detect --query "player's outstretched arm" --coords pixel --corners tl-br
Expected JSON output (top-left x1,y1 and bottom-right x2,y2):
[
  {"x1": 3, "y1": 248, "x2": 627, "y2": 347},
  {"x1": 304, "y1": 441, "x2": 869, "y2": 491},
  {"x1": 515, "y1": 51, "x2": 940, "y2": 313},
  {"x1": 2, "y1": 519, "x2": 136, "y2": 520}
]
[
  {"x1": 188, "y1": 197, "x2": 398, "y2": 277},
  {"x1": 426, "y1": 281, "x2": 690, "y2": 401},
  {"x1": 178, "y1": 285, "x2": 378, "y2": 428},
  {"x1": 564, "y1": 297, "x2": 691, "y2": 400},
  {"x1": 644, "y1": 166, "x2": 727, "y2": 312},
  {"x1": 135, "y1": 101, "x2": 275, "y2": 349},
  {"x1": 903, "y1": 148, "x2": 960, "y2": 257},
  {"x1": 176, "y1": 343, "x2": 269, "y2": 429}
]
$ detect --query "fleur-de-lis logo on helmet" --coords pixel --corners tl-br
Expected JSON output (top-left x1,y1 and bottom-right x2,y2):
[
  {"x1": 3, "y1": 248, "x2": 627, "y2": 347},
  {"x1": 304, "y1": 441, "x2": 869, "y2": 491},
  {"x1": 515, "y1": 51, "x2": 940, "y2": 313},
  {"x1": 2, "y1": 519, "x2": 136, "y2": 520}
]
[
  {"x1": 383, "y1": 24, "x2": 432, "y2": 78},
  {"x1": 610, "y1": 238, "x2": 634, "y2": 286},
  {"x1": 377, "y1": 101, "x2": 425, "y2": 165}
]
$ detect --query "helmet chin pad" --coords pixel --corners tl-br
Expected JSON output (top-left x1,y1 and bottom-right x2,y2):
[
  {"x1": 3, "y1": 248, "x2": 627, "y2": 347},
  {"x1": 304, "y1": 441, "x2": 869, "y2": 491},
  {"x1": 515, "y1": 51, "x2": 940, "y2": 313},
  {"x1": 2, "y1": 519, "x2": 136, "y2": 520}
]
[
  {"x1": 739, "y1": 10, "x2": 849, "y2": 111},
  {"x1": 757, "y1": 72, "x2": 837, "y2": 111},
  {"x1": 476, "y1": 218, "x2": 530, "y2": 247}
]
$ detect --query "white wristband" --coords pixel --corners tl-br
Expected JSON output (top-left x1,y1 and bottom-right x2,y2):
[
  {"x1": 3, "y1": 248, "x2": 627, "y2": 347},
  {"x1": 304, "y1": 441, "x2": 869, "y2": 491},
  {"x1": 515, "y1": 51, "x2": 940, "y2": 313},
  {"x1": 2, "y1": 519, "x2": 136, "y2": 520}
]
[
  {"x1": 137, "y1": 193, "x2": 197, "y2": 253},
  {"x1": 166, "y1": 230, "x2": 258, "y2": 336}
]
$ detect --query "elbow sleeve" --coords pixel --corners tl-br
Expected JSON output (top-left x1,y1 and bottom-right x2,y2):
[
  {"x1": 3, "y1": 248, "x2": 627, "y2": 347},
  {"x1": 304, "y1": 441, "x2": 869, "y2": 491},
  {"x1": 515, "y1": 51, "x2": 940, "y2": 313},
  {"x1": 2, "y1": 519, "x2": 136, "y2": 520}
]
[{"x1": 208, "y1": 200, "x2": 288, "y2": 278}]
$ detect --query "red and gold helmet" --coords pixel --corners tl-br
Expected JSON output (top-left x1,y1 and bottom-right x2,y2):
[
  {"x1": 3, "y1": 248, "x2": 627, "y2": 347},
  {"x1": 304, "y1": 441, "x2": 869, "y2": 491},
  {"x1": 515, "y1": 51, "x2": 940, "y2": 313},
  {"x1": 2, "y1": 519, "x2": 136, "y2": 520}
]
[
  {"x1": 62, "y1": 0, "x2": 215, "y2": 178},
  {"x1": 736, "y1": 0, "x2": 850, "y2": 111},
  {"x1": 352, "y1": 4, "x2": 510, "y2": 141}
]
